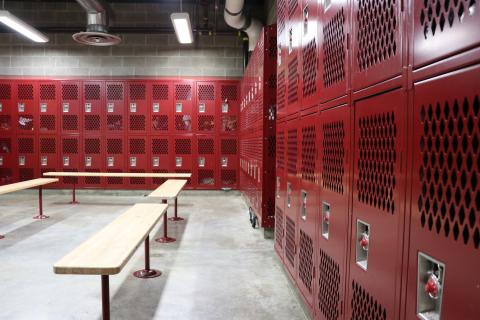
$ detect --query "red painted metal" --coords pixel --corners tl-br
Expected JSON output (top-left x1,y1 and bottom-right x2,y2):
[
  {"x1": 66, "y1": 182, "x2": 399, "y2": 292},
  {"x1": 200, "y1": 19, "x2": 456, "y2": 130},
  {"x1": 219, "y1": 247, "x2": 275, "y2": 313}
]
[
  {"x1": 195, "y1": 135, "x2": 218, "y2": 189},
  {"x1": 127, "y1": 81, "x2": 148, "y2": 135},
  {"x1": 274, "y1": 120, "x2": 286, "y2": 259},
  {"x1": 105, "y1": 135, "x2": 125, "y2": 189},
  {"x1": 286, "y1": 0, "x2": 302, "y2": 115},
  {"x1": 39, "y1": 134, "x2": 60, "y2": 188},
  {"x1": 173, "y1": 80, "x2": 194, "y2": 133},
  {"x1": 133, "y1": 235, "x2": 162, "y2": 278},
  {"x1": 83, "y1": 81, "x2": 104, "y2": 135},
  {"x1": 219, "y1": 136, "x2": 239, "y2": 189},
  {"x1": 60, "y1": 135, "x2": 81, "y2": 189},
  {"x1": 173, "y1": 134, "x2": 194, "y2": 189},
  {"x1": 168, "y1": 198, "x2": 184, "y2": 222},
  {"x1": 16, "y1": 135, "x2": 38, "y2": 182},
  {"x1": 83, "y1": 135, "x2": 105, "y2": 188},
  {"x1": 155, "y1": 199, "x2": 176, "y2": 243},
  {"x1": 0, "y1": 81, "x2": 15, "y2": 134},
  {"x1": 38, "y1": 81, "x2": 59, "y2": 135},
  {"x1": 105, "y1": 81, "x2": 126, "y2": 134},
  {"x1": 33, "y1": 186, "x2": 49, "y2": 219},
  {"x1": 127, "y1": 136, "x2": 149, "y2": 189},
  {"x1": 150, "y1": 135, "x2": 171, "y2": 187},
  {"x1": 101, "y1": 275, "x2": 110, "y2": 320},
  {"x1": 60, "y1": 81, "x2": 82, "y2": 135},
  {"x1": 219, "y1": 81, "x2": 239, "y2": 134},
  {"x1": 195, "y1": 81, "x2": 217, "y2": 133},
  {"x1": 15, "y1": 80, "x2": 38, "y2": 133},
  {"x1": 150, "y1": 81, "x2": 173, "y2": 135},
  {"x1": 0, "y1": 135, "x2": 16, "y2": 185}
]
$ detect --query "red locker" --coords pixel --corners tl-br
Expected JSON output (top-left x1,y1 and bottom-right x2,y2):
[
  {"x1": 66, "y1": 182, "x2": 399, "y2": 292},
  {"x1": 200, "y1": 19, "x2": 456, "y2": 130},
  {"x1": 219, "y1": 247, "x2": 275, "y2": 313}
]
[
  {"x1": 128, "y1": 81, "x2": 148, "y2": 135},
  {"x1": 315, "y1": 102, "x2": 351, "y2": 320},
  {"x1": 0, "y1": 135, "x2": 15, "y2": 185},
  {"x1": 39, "y1": 135, "x2": 60, "y2": 187},
  {"x1": 318, "y1": 0, "x2": 349, "y2": 102},
  {"x1": 127, "y1": 136, "x2": 149, "y2": 189},
  {"x1": 196, "y1": 82, "x2": 216, "y2": 133},
  {"x1": 38, "y1": 82, "x2": 58, "y2": 134},
  {"x1": 15, "y1": 81, "x2": 37, "y2": 133},
  {"x1": 195, "y1": 135, "x2": 218, "y2": 189},
  {"x1": 286, "y1": 0, "x2": 302, "y2": 115},
  {"x1": 61, "y1": 82, "x2": 82, "y2": 135},
  {"x1": 150, "y1": 81, "x2": 173, "y2": 134},
  {"x1": 405, "y1": 65, "x2": 480, "y2": 319},
  {"x1": 220, "y1": 137, "x2": 238, "y2": 189},
  {"x1": 347, "y1": 89, "x2": 407, "y2": 320},
  {"x1": 105, "y1": 135, "x2": 125, "y2": 188},
  {"x1": 173, "y1": 81, "x2": 194, "y2": 133},
  {"x1": 0, "y1": 82, "x2": 14, "y2": 134},
  {"x1": 351, "y1": 0, "x2": 404, "y2": 90},
  {"x1": 277, "y1": 0, "x2": 288, "y2": 120},
  {"x1": 275, "y1": 120, "x2": 287, "y2": 259},
  {"x1": 219, "y1": 82, "x2": 239, "y2": 134},
  {"x1": 174, "y1": 135, "x2": 194, "y2": 189},
  {"x1": 106, "y1": 81, "x2": 125, "y2": 133},
  {"x1": 16, "y1": 135, "x2": 38, "y2": 181},
  {"x1": 83, "y1": 81, "x2": 104, "y2": 135},
  {"x1": 83, "y1": 136, "x2": 104, "y2": 188},
  {"x1": 150, "y1": 135, "x2": 171, "y2": 187},
  {"x1": 60, "y1": 135, "x2": 82, "y2": 187}
]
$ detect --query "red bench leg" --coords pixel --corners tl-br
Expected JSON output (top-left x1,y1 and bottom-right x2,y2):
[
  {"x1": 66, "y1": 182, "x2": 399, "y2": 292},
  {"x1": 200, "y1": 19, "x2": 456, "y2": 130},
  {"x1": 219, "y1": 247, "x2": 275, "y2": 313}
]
[
  {"x1": 155, "y1": 199, "x2": 176, "y2": 243},
  {"x1": 101, "y1": 275, "x2": 110, "y2": 320},
  {"x1": 133, "y1": 235, "x2": 161, "y2": 278},
  {"x1": 168, "y1": 198, "x2": 185, "y2": 221},
  {"x1": 70, "y1": 183, "x2": 79, "y2": 204},
  {"x1": 33, "y1": 186, "x2": 49, "y2": 220}
]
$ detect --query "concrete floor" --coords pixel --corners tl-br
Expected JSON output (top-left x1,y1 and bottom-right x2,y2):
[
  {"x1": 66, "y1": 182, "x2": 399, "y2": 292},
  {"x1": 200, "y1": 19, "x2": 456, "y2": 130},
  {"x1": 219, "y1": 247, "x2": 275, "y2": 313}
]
[{"x1": 0, "y1": 190, "x2": 307, "y2": 320}]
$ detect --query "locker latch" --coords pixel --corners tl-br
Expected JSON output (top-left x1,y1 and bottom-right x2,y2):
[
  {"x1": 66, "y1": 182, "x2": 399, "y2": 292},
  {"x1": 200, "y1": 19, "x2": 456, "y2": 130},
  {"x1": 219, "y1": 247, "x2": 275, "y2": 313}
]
[
  {"x1": 288, "y1": 27, "x2": 293, "y2": 54},
  {"x1": 130, "y1": 157, "x2": 137, "y2": 167},
  {"x1": 287, "y1": 182, "x2": 292, "y2": 208},
  {"x1": 417, "y1": 252, "x2": 445, "y2": 319},
  {"x1": 355, "y1": 220, "x2": 370, "y2": 270},
  {"x1": 85, "y1": 103, "x2": 91, "y2": 113},
  {"x1": 107, "y1": 103, "x2": 114, "y2": 113},
  {"x1": 107, "y1": 156, "x2": 114, "y2": 167},
  {"x1": 18, "y1": 156, "x2": 25, "y2": 166},
  {"x1": 18, "y1": 102, "x2": 25, "y2": 112},
  {"x1": 222, "y1": 100, "x2": 229, "y2": 113},
  {"x1": 0, "y1": 103, "x2": 3, "y2": 112},
  {"x1": 63, "y1": 156, "x2": 70, "y2": 167},
  {"x1": 40, "y1": 103, "x2": 47, "y2": 113},
  {"x1": 152, "y1": 103, "x2": 160, "y2": 113},
  {"x1": 322, "y1": 202, "x2": 331, "y2": 239},
  {"x1": 175, "y1": 157, "x2": 182, "y2": 167},
  {"x1": 198, "y1": 103, "x2": 205, "y2": 113},
  {"x1": 221, "y1": 157, "x2": 228, "y2": 167},
  {"x1": 85, "y1": 156, "x2": 92, "y2": 167},
  {"x1": 152, "y1": 157, "x2": 160, "y2": 167},
  {"x1": 198, "y1": 157, "x2": 205, "y2": 167},
  {"x1": 63, "y1": 103, "x2": 69, "y2": 113},
  {"x1": 276, "y1": 176, "x2": 280, "y2": 199},
  {"x1": 130, "y1": 103, "x2": 137, "y2": 113},
  {"x1": 40, "y1": 156, "x2": 48, "y2": 166},
  {"x1": 301, "y1": 190, "x2": 307, "y2": 221}
]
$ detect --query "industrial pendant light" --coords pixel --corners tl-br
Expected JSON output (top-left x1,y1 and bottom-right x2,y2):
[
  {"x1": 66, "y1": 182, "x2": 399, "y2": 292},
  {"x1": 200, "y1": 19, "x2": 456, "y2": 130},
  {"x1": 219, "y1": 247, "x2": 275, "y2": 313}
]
[
  {"x1": 171, "y1": 0, "x2": 193, "y2": 44},
  {"x1": 0, "y1": 1, "x2": 48, "y2": 43}
]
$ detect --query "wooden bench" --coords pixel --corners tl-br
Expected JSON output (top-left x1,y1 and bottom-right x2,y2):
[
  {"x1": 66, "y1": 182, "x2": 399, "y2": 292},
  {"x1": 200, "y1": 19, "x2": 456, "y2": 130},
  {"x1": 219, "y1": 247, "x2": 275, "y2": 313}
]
[
  {"x1": 54, "y1": 203, "x2": 168, "y2": 320},
  {"x1": 0, "y1": 178, "x2": 59, "y2": 239},
  {"x1": 43, "y1": 171, "x2": 192, "y2": 204},
  {"x1": 148, "y1": 179, "x2": 188, "y2": 243}
]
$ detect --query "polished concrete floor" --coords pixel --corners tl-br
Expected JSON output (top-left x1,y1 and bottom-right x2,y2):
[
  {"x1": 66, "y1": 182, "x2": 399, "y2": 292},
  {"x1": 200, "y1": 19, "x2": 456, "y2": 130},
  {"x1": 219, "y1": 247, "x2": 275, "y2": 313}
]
[{"x1": 0, "y1": 190, "x2": 307, "y2": 320}]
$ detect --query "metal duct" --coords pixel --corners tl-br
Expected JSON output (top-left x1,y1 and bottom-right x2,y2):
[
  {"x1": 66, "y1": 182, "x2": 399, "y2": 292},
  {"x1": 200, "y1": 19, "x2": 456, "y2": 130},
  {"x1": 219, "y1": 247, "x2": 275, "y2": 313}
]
[{"x1": 224, "y1": 0, "x2": 262, "y2": 51}]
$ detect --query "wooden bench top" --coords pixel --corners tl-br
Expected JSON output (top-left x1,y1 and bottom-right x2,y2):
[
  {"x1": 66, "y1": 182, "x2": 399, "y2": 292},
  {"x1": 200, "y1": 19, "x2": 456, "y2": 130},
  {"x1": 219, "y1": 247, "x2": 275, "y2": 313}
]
[
  {"x1": 53, "y1": 203, "x2": 168, "y2": 275},
  {"x1": 148, "y1": 179, "x2": 187, "y2": 200},
  {"x1": 0, "y1": 178, "x2": 59, "y2": 195},
  {"x1": 43, "y1": 172, "x2": 191, "y2": 178}
]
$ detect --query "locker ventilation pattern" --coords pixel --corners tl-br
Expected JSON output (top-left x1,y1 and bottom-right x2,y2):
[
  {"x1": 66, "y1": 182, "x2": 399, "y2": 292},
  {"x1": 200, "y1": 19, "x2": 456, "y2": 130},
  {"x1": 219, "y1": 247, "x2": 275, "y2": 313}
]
[
  {"x1": 62, "y1": 84, "x2": 78, "y2": 100},
  {"x1": 175, "y1": 84, "x2": 192, "y2": 100},
  {"x1": 0, "y1": 115, "x2": 10, "y2": 130},
  {"x1": 298, "y1": 230, "x2": 313, "y2": 293},
  {"x1": 129, "y1": 115, "x2": 145, "y2": 131},
  {"x1": 63, "y1": 138, "x2": 78, "y2": 154},
  {"x1": 107, "y1": 139, "x2": 122, "y2": 154},
  {"x1": 85, "y1": 115, "x2": 100, "y2": 131},
  {"x1": 302, "y1": 39, "x2": 318, "y2": 98},
  {"x1": 278, "y1": 0, "x2": 287, "y2": 33},
  {"x1": 18, "y1": 115, "x2": 34, "y2": 130},
  {"x1": 357, "y1": 113, "x2": 397, "y2": 214},
  {"x1": 285, "y1": 216, "x2": 296, "y2": 267},
  {"x1": 198, "y1": 115, "x2": 215, "y2": 131},
  {"x1": 288, "y1": 0, "x2": 298, "y2": 16},
  {"x1": 152, "y1": 139, "x2": 168, "y2": 154},
  {"x1": 63, "y1": 115, "x2": 78, "y2": 131},
  {"x1": 351, "y1": 281, "x2": 387, "y2": 320},
  {"x1": 288, "y1": 57, "x2": 299, "y2": 105},
  {"x1": 129, "y1": 139, "x2": 145, "y2": 154},
  {"x1": 153, "y1": 84, "x2": 169, "y2": 100},
  {"x1": 221, "y1": 85, "x2": 237, "y2": 101},
  {"x1": 40, "y1": 84, "x2": 56, "y2": 100},
  {"x1": 287, "y1": 129, "x2": 297, "y2": 174},
  {"x1": 418, "y1": 97, "x2": 480, "y2": 249},
  {"x1": 175, "y1": 115, "x2": 192, "y2": 131},
  {"x1": 198, "y1": 84, "x2": 214, "y2": 101},
  {"x1": 19, "y1": 169, "x2": 34, "y2": 181},
  {"x1": 152, "y1": 115, "x2": 168, "y2": 131},
  {"x1": 129, "y1": 84, "x2": 145, "y2": 100},
  {"x1": 85, "y1": 138, "x2": 100, "y2": 154},
  {"x1": 198, "y1": 169, "x2": 215, "y2": 185},
  {"x1": 18, "y1": 138, "x2": 34, "y2": 153},
  {"x1": 356, "y1": 0, "x2": 398, "y2": 71},
  {"x1": 275, "y1": 206, "x2": 284, "y2": 249},
  {"x1": 107, "y1": 115, "x2": 123, "y2": 131},
  {"x1": 152, "y1": 169, "x2": 168, "y2": 185},
  {"x1": 0, "y1": 138, "x2": 11, "y2": 153},
  {"x1": 323, "y1": 121, "x2": 345, "y2": 194},
  {"x1": 175, "y1": 139, "x2": 191, "y2": 154},
  {"x1": 63, "y1": 168, "x2": 78, "y2": 184},
  {"x1": 318, "y1": 249, "x2": 340, "y2": 320},
  {"x1": 420, "y1": 0, "x2": 478, "y2": 39},
  {"x1": 85, "y1": 84, "x2": 100, "y2": 100},
  {"x1": 18, "y1": 84, "x2": 33, "y2": 100},
  {"x1": 301, "y1": 126, "x2": 316, "y2": 183},
  {"x1": 198, "y1": 139, "x2": 214, "y2": 154},
  {"x1": 40, "y1": 138, "x2": 56, "y2": 153},
  {"x1": 107, "y1": 84, "x2": 123, "y2": 100},
  {"x1": 221, "y1": 170, "x2": 236, "y2": 185},
  {"x1": 221, "y1": 115, "x2": 237, "y2": 132},
  {"x1": 0, "y1": 84, "x2": 11, "y2": 99},
  {"x1": 40, "y1": 115, "x2": 55, "y2": 130},
  {"x1": 277, "y1": 131, "x2": 285, "y2": 170},
  {"x1": 278, "y1": 71, "x2": 286, "y2": 111},
  {"x1": 85, "y1": 169, "x2": 101, "y2": 184},
  {"x1": 323, "y1": 9, "x2": 346, "y2": 87},
  {"x1": 221, "y1": 139, "x2": 237, "y2": 155}
]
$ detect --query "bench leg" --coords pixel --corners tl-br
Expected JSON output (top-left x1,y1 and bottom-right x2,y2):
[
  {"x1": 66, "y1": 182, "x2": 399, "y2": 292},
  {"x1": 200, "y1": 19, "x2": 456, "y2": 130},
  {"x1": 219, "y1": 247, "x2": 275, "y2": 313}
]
[
  {"x1": 70, "y1": 183, "x2": 79, "y2": 204},
  {"x1": 168, "y1": 198, "x2": 185, "y2": 221},
  {"x1": 0, "y1": 235, "x2": 4, "y2": 239},
  {"x1": 155, "y1": 200, "x2": 176, "y2": 243},
  {"x1": 133, "y1": 235, "x2": 162, "y2": 278},
  {"x1": 101, "y1": 275, "x2": 110, "y2": 320},
  {"x1": 33, "y1": 186, "x2": 49, "y2": 220}
]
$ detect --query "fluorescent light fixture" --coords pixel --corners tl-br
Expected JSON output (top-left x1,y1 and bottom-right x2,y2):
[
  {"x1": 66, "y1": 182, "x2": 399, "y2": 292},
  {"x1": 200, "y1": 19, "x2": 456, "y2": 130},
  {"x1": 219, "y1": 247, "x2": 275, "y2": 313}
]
[
  {"x1": 171, "y1": 12, "x2": 193, "y2": 44},
  {"x1": 0, "y1": 10, "x2": 49, "y2": 43}
]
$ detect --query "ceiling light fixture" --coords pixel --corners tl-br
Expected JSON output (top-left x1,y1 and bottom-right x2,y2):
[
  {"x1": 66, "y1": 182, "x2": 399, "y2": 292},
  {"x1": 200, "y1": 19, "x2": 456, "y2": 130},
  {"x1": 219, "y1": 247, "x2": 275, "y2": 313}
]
[
  {"x1": 171, "y1": 12, "x2": 193, "y2": 44},
  {"x1": 0, "y1": 10, "x2": 49, "y2": 43}
]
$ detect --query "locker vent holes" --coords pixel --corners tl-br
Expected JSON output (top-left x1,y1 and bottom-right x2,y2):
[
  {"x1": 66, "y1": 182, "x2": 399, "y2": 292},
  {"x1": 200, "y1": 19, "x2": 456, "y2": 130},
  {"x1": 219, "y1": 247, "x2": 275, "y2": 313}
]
[
  {"x1": 278, "y1": 0, "x2": 287, "y2": 33},
  {"x1": 221, "y1": 85, "x2": 238, "y2": 101},
  {"x1": 221, "y1": 169, "x2": 236, "y2": 185},
  {"x1": 198, "y1": 169, "x2": 214, "y2": 185},
  {"x1": 302, "y1": 39, "x2": 318, "y2": 98},
  {"x1": 285, "y1": 216, "x2": 296, "y2": 268},
  {"x1": 420, "y1": 0, "x2": 478, "y2": 39},
  {"x1": 18, "y1": 84, "x2": 33, "y2": 100},
  {"x1": 221, "y1": 139, "x2": 237, "y2": 155},
  {"x1": 198, "y1": 84, "x2": 214, "y2": 101},
  {"x1": 277, "y1": 131, "x2": 285, "y2": 170},
  {"x1": 63, "y1": 115, "x2": 78, "y2": 131},
  {"x1": 40, "y1": 115, "x2": 56, "y2": 131},
  {"x1": 40, "y1": 84, "x2": 56, "y2": 100},
  {"x1": 85, "y1": 84, "x2": 101, "y2": 100},
  {"x1": 153, "y1": 84, "x2": 169, "y2": 100},
  {"x1": 302, "y1": 125, "x2": 316, "y2": 182},
  {"x1": 152, "y1": 115, "x2": 168, "y2": 131},
  {"x1": 323, "y1": 121, "x2": 345, "y2": 194},
  {"x1": 175, "y1": 139, "x2": 191, "y2": 154},
  {"x1": 318, "y1": 249, "x2": 340, "y2": 320},
  {"x1": 85, "y1": 115, "x2": 100, "y2": 131},
  {"x1": 0, "y1": 115, "x2": 11, "y2": 130},
  {"x1": 85, "y1": 139, "x2": 100, "y2": 154},
  {"x1": 275, "y1": 206, "x2": 284, "y2": 249},
  {"x1": 62, "y1": 84, "x2": 78, "y2": 100},
  {"x1": 198, "y1": 139, "x2": 214, "y2": 154},
  {"x1": 129, "y1": 84, "x2": 145, "y2": 100},
  {"x1": 129, "y1": 139, "x2": 145, "y2": 154},
  {"x1": 129, "y1": 115, "x2": 145, "y2": 131},
  {"x1": 198, "y1": 115, "x2": 215, "y2": 131},
  {"x1": 278, "y1": 71, "x2": 286, "y2": 110},
  {"x1": 63, "y1": 138, "x2": 78, "y2": 154},
  {"x1": 107, "y1": 115, "x2": 123, "y2": 131},
  {"x1": 288, "y1": 57, "x2": 299, "y2": 105},
  {"x1": 40, "y1": 138, "x2": 56, "y2": 154},
  {"x1": 299, "y1": 230, "x2": 313, "y2": 293},
  {"x1": 175, "y1": 115, "x2": 192, "y2": 131},
  {"x1": 357, "y1": 112, "x2": 397, "y2": 214},
  {"x1": 356, "y1": 0, "x2": 398, "y2": 71},
  {"x1": 107, "y1": 139, "x2": 122, "y2": 154},
  {"x1": 0, "y1": 138, "x2": 11, "y2": 154},
  {"x1": 152, "y1": 139, "x2": 168, "y2": 154},
  {"x1": 175, "y1": 84, "x2": 192, "y2": 100},
  {"x1": 288, "y1": 0, "x2": 298, "y2": 16},
  {"x1": 351, "y1": 281, "x2": 387, "y2": 320},
  {"x1": 323, "y1": 8, "x2": 346, "y2": 87},
  {"x1": 418, "y1": 97, "x2": 480, "y2": 249},
  {"x1": 107, "y1": 84, "x2": 123, "y2": 100},
  {"x1": 18, "y1": 138, "x2": 34, "y2": 153},
  {"x1": 287, "y1": 129, "x2": 298, "y2": 174},
  {"x1": 18, "y1": 115, "x2": 34, "y2": 130},
  {"x1": 19, "y1": 168, "x2": 34, "y2": 181},
  {"x1": 0, "y1": 84, "x2": 11, "y2": 99}
]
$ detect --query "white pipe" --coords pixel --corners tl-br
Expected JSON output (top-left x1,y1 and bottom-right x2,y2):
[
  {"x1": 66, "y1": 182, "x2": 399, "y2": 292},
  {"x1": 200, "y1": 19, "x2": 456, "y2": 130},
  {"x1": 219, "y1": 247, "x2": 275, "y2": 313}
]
[{"x1": 224, "y1": 0, "x2": 263, "y2": 51}]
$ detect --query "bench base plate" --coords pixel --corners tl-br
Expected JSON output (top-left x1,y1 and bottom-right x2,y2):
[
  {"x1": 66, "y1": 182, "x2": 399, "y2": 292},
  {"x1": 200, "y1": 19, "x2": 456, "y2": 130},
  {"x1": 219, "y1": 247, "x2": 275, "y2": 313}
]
[
  {"x1": 155, "y1": 236, "x2": 176, "y2": 243},
  {"x1": 133, "y1": 269, "x2": 162, "y2": 279},
  {"x1": 33, "y1": 215, "x2": 49, "y2": 220},
  {"x1": 168, "y1": 216, "x2": 185, "y2": 222}
]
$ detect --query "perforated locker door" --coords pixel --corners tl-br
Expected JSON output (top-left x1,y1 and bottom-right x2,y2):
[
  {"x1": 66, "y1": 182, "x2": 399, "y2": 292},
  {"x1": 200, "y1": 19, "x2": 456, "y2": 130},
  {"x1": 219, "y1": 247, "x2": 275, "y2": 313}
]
[
  {"x1": 15, "y1": 81, "x2": 37, "y2": 133},
  {"x1": 275, "y1": 121, "x2": 287, "y2": 259},
  {"x1": 82, "y1": 136, "x2": 105, "y2": 188},
  {"x1": 128, "y1": 82, "x2": 148, "y2": 135},
  {"x1": 296, "y1": 112, "x2": 320, "y2": 308},
  {"x1": 39, "y1": 135, "x2": 60, "y2": 187},
  {"x1": 106, "y1": 81, "x2": 125, "y2": 133},
  {"x1": 38, "y1": 82, "x2": 58, "y2": 134},
  {"x1": 316, "y1": 103, "x2": 351, "y2": 320},
  {"x1": 61, "y1": 82, "x2": 82, "y2": 134},
  {"x1": 405, "y1": 65, "x2": 480, "y2": 320},
  {"x1": 196, "y1": 82, "x2": 216, "y2": 133},
  {"x1": 318, "y1": 0, "x2": 349, "y2": 103},
  {"x1": 277, "y1": 41, "x2": 288, "y2": 120},
  {"x1": 299, "y1": 0, "x2": 320, "y2": 110},
  {"x1": 83, "y1": 81, "x2": 104, "y2": 135},
  {"x1": 219, "y1": 82, "x2": 239, "y2": 134},
  {"x1": 0, "y1": 82, "x2": 14, "y2": 134},
  {"x1": 174, "y1": 135, "x2": 194, "y2": 189},
  {"x1": 150, "y1": 81, "x2": 173, "y2": 134},
  {"x1": 16, "y1": 135, "x2": 38, "y2": 181},
  {"x1": 0, "y1": 136, "x2": 16, "y2": 185},
  {"x1": 220, "y1": 137, "x2": 238, "y2": 189},
  {"x1": 128, "y1": 136, "x2": 149, "y2": 189},
  {"x1": 286, "y1": 0, "x2": 303, "y2": 115},
  {"x1": 351, "y1": 0, "x2": 403, "y2": 90},
  {"x1": 173, "y1": 81, "x2": 194, "y2": 133},
  {"x1": 60, "y1": 136, "x2": 82, "y2": 187},
  {"x1": 347, "y1": 89, "x2": 406, "y2": 320},
  {"x1": 413, "y1": 0, "x2": 480, "y2": 68},
  {"x1": 105, "y1": 135, "x2": 125, "y2": 188},
  {"x1": 150, "y1": 135, "x2": 172, "y2": 187},
  {"x1": 196, "y1": 135, "x2": 218, "y2": 189}
]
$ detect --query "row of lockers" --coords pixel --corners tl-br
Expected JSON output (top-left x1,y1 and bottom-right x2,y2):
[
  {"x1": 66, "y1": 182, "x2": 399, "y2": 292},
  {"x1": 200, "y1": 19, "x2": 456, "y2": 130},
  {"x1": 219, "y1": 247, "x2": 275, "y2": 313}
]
[
  {"x1": 0, "y1": 79, "x2": 240, "y2": 135},
  {"x1": 0, "y1": 134, "x2": 239, "y2": 190}
]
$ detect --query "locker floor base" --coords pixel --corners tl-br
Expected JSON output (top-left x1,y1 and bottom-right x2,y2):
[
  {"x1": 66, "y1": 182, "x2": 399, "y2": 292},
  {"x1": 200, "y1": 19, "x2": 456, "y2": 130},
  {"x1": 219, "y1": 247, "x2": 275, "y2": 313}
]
[{"x1": 0, "y1": 190, "x2": 308, "y2": 320}]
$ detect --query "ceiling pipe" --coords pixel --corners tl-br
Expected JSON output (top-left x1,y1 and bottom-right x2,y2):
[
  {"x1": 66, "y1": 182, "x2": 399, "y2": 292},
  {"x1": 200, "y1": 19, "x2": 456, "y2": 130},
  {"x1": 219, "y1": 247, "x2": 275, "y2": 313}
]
[{"x1": 224, "y1": 0, "x2": 262, "y2": 51}]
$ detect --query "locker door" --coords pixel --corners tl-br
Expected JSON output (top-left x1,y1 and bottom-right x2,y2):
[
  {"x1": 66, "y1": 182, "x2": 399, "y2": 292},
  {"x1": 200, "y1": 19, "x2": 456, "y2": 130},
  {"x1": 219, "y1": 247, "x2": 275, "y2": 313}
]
[
  {"x1": 277, "y1": 0, "x2": 288, "y2": 119},
  {"x1": 83, "y1": 136, "x2": 104, "y2": 188},
  {"x1": 61, "y1": 136, "x2": 82, "y2": 187},
  {"x1": 106, "y1": 81, "x2": 125, "y2": 133},
  {"x1": 219, "y1": 82, "x2": 239, "y2": 134},
  {"x1": 316, "y1": 103, "x2": 351, "y2": 320},
  {"x1": 128, "y1": 82, "x2": 148, "y2": 135},
  {"x1": 150, "y1": 136, "x2": 171, "y2": 187},
  {"x1": 0, "y1": 82, "x2": 14, "y2": 134},
  {"x1": 196, "y1": 135, "x2": 217, "y2": 189},
  {"x1": 196, "y1": 82, "x2": 216, "y2": 133},
  {"x1": 61, "y1": 82, "x2": 82, "y2": 135},
  {"x1": 275, "y1": 121, "x2": 287, "y2": 259},
  {"x1": 105, "y1": 135, "x2": 125, "y2": 188},
  {"x1": 220, "y1": 137, "x2": 238, "y2": 189},
  {"x1": 39, "y1": 135, "x2": 59, "y2": 186},
  {"x1": 128, "y1": 136, "x2": 149, "y2": 189},
  {"x1": 150, "y1": 81, "x2": 173, "y2": 134},
  {"x1": 347, "y1": 89, "x2": 407, "y2": 320},
  {"x1": 38, "y1": 82, "x2": 58, "y2": 134},
  {"x1": 405, "y1": 65, "x2": 480, "y2": 319},
  {"x1": 16, "y1": 135, "x2": 37, "y2": 181},
  {"x1": 0, "y1": 136, "x2": 15, "y2": 185},
  {"x1": 286, "y1": 0, "x2": 302, "y2": 115},
  {"x1": 173, "y1": 81, "x2": 194, "y2": 133},
  {"x1": 83, "y1": 81, "x2": 104, "y2": 135},
  {"x1": 174, "y1": 135, "x2": 194, "y2": 189},
  {"x1": 15, "y1": 81, "x2": 37, "y2": 133}
]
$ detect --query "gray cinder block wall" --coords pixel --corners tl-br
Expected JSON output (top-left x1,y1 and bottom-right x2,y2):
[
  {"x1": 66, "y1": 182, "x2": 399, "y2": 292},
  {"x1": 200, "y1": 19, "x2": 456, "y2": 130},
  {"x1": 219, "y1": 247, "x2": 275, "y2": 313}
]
[{"x1": 0, "y1": 1, "x2": 245, "y2": 78}]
